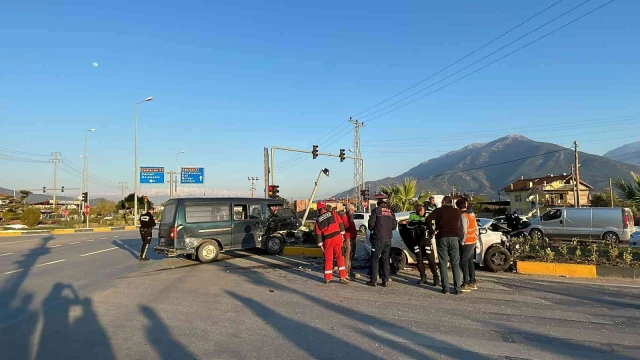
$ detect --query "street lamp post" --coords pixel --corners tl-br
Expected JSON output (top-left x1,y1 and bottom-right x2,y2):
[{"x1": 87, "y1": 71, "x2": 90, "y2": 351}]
[
  {"x1": 175, "y1": 150, "x2": 186, "y2": 198},
  {"x1": 134, "y1": 97, "x2": 153, "y2": 227}
]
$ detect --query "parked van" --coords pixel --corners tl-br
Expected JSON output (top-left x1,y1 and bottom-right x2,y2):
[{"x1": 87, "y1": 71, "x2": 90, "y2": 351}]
[
  {"x1": 155, "y1": 197, "x2": 301, "y2": 262},
  {"x1": 527, "y1": 207, "x2": 635, "y2": 243}
]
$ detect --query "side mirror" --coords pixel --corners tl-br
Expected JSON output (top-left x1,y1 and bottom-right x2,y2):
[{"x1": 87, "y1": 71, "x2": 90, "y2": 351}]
[{"x1": 479, "y1": 228, "x2": 488, "y2": 235}]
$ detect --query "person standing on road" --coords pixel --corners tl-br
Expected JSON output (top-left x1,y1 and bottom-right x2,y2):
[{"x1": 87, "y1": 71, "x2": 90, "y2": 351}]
[
  {"x1": 138, "y1": 207, "x2": 156, "y2": 261},
  {"x1": 425, "y1": 196, "x2": 438, "y2": 213},
  {"x1": 406, "y1": 204, "x2": 440, "y2": 286},
  {"x1": 366, "y1": 199, "x2": 397, "y2": 288},
  {"x1": 315, "y1": 201, "x2": 349, "y2": 284},
  {"x1": 426, "y1": 196, "x2": 462, "y2": 294},
  {"x1": 340, "y1": 204, "x2": 358, "y2": 279},
  {"x1": 456, "y1": 198, "x2": 478, "y2": 292}
]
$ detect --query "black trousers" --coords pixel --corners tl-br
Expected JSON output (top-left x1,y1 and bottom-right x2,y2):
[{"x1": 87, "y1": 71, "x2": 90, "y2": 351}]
[
  {"x1": 370, "y1": 240, "x2": 391, "y2": 283},
  {"x1": 460, "y1": 243, "x2": 476, "y2": 285},
  {"x1": 139, "y1": 228, "x2": 152, "y2": 259},
  {"x1": 416, "y1": 238, "x2": 439, "y2": 280}
]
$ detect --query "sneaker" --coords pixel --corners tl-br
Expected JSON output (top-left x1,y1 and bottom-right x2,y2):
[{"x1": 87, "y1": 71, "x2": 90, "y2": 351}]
[
  {"x1": 365, "y1": 281, "x2": 377, "y2": 287},
  {"x1": 460, "y1": 284, "x2": 472, "y2": 292},
  {"x1": 469, "y1": 283, "x2": 478, "y2": 290},
  {"x1": 340, "y1": 278, "x2": 350, "y2": 284}
]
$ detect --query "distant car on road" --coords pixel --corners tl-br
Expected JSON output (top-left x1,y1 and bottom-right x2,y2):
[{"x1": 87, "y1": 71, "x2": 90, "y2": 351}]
[{"x1": 352, "y1": 212, "x2": 370, "y2": 233}]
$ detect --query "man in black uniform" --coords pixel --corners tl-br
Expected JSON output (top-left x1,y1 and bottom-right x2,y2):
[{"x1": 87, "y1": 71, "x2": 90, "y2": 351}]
[
  {"x1": 406, "y1": 203, "x2": 440, "y2": 286},
  {"x1": 138, "y1": 207, "x2": 156, "y2": 261},
  {"x1": 366, "y1": 199, "x2": 397, "y2": 287},
  {"x1": 425, "y1": 196, "x2": 438, "y2": 213}
]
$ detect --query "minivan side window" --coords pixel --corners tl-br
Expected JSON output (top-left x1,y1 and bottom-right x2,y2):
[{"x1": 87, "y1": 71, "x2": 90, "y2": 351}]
[
  {"x1": 185, "y1": 203, "x2": 229, "y2": 223},
  {"x1": 353, "y1": 214, "x2": 365, "y2": 220},
  {"x1": 249, "y1": 204, "x2": 262, "y2": 219},
  {"x1": 234, "y1": 205, "x2": 248, "y2": 220},
  {"x1": 542, "y1": 209, "x2": 562, "y2": 221}
]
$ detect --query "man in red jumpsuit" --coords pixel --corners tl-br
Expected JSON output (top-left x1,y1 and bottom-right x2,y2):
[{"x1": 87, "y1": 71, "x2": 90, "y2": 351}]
[{"x1": 315, "y1": 201, "x2": 349, "y2": 284}]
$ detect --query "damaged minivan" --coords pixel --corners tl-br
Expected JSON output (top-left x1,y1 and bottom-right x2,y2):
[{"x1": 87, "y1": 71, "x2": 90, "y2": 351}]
[{"x1": 154, "y1": 197, "x2": 301, "y2": 262}]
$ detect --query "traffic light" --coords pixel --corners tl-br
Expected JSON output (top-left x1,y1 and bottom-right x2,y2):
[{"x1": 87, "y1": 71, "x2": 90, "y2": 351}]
[
  {"x1": 272, "y1": 185, "x2": 279, "y2": 197},
  {"x1": 81, "y1": 192, "x2": 88, "y2": 203},
  {"x1": 312, "y1": 145, "x2": 318, "y2": 159},
  {"x1": 339, "y1": 149, "x2": 345, "y2": 162},
  {"x1": 268, "y1": 185, "x2": 274, "y2": 198},
  {"x1": 61, "y1": 186, "x2": 64, "y2": 193},
  {"x1": 43, "y1": 186, "x2": 46, "y2": 193}
]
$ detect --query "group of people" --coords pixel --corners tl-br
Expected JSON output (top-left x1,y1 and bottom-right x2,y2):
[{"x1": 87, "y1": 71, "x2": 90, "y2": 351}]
[{"x1": 314, "y1": 195, "x2": 480, "y2": 295}]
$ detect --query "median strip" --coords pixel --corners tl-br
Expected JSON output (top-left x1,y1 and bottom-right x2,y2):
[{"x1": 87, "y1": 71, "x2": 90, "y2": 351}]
[{"x1": 79, "y1": 247, "x2": 118, "y2": 257}]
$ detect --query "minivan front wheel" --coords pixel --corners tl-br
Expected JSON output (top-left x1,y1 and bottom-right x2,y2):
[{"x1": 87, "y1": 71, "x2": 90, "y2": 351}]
[
  {"x1": 529, "y1": 229, "x2": 543, "y2": 240},
  {"x1": 266, "y1": 236, "x2": 284, "y2": 255},
  {"x1": 197, "y1": 241, "x2": 219, "y2": 263}
]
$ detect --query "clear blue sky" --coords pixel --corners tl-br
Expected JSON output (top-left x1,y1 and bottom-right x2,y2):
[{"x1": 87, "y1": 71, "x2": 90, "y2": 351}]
[{"x1": 1, "y1": 0, "x2": 639, "y2": 201}]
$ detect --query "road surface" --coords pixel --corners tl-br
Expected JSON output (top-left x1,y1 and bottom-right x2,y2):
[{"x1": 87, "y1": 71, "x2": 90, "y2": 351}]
[{"x1": 1, "y1": 231, "x2": 639, "y2": 359}]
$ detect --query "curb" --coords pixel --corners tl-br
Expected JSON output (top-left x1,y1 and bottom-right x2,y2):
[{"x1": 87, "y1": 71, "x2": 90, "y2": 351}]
[
  {"x1": 516, "y1": 261, "x2": 638, "y2": 280},
  {"x1": 282, "y1": 246, "x2": 323, "y2": 258},
  {"x1": 0, "y1": 226, "x2": 138, "y2": 237}
]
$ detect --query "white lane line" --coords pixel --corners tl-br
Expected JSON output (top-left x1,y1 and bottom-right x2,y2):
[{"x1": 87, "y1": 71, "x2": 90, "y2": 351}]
[
  {"x1": 0, "y1": 253, "x2": 14, "y2": 257},
  {"x1": 87, "y1": 240, "x2": 94, "y2": 242},
  {"x1": 2, "y1": 269, "x2": 23, "y2": 275},
  {"x1": 49, "y1": 245, "x2": 62, "y2": 248},
  {"x1": 69, "y1": 242, "x2": 80, "y2": 245},
  {"x1": 36, "y1": 259, "x2": 66, "y2": 267},
  {"x1": 113, "y1": 236, "x2": 119, "y2": 238},
  {"x1": 100, "y1": 237, "x2": 107, "y2": 240},
  {"x1": 79, "y1": 247, "x2": 118, "y2": 257}
]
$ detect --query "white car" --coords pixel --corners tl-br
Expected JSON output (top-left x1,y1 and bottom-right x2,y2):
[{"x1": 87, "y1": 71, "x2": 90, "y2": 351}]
[
  {"x1": 352, "y1": 212, "x2": 370, "y2": 233},
  {"x1": 364, "y1": 212, "x2": 512, "y2": 272}
]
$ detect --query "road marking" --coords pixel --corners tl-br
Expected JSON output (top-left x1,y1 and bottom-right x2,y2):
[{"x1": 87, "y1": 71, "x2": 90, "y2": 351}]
[
  {"x1": 49, "y1": 245, "x2": 62, "y2": 248},
  {"x1": 113, "y1": 236, "x2": 119, "y2": 238},
  {"x1": 69, "y1": 242, "x2": 80, "y2": 245},
  {"x1": 2, "y1": 269, "x2": 23, "y2": 275},
  {"x1": 100, "y1": 237, "x2": 107, "y2": 240},
  {"x1": 79, "y1": 247, "x2": 118, "y2": 257},
  {"x1": 0, "y1": 253, "x2": 13, "y2": 257},
  {"x1": 36, "y1": 259, "x2": 66, "y2": 267},
  {"x1": 87, "y1": 240, "x2": 94, "y2": 242}
]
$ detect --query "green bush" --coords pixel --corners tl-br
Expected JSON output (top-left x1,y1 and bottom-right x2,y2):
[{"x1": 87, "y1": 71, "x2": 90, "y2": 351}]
[{"x1": 20, "y1": 208, "x2": 42, "y2": 228}]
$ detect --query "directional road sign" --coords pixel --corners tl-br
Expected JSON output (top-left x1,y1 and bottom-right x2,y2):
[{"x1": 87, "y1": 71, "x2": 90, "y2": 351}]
[
  {"x1": 140, "y1": 167, "x2": 165, "y2": 184},
  {"x1": 181, "y1": 167, "x2": 204, "y2": 184}
]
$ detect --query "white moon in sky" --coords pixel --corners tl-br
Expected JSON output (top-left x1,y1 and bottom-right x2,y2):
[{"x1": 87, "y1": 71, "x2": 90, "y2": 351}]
[{"x1": 92, "y1": 62, "x2": 99, "y2": 67}]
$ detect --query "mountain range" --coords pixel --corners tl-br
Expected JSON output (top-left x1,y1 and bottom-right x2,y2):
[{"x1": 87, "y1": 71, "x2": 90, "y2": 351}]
[
  {"x1": 334, "y1": 135, "x2": 640, "y2": 199},
  {"x1": 0, "y1": 187, "x2": 108, "y2": 206},
  {"x1": 604, "y1": 141, "x2": 640, "y2": 166}
]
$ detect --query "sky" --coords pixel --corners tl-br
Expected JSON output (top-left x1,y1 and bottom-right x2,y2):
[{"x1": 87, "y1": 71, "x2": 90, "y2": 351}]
[{"x1": 1, "y1": 0, "x2": 639, "y2": 203}]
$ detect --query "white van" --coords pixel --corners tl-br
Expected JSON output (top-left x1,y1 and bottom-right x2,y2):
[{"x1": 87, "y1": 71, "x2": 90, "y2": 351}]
[{"x1": 527, "y1": 207, "x2": 635, "y2": 243}]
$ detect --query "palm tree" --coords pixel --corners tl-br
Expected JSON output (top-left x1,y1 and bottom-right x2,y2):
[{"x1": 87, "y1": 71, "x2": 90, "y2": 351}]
[
  {"x1": 613, "y1": 172, "x2": 640, "y2": 206},
  {"x1": 378, "y1": 178, "x2": 431, "y2": 212}
]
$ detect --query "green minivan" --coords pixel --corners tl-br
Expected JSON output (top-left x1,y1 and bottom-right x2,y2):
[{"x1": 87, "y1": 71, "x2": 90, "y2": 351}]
[{"x1": 154, "y1": 197, "x2": 301, "y2": 262}]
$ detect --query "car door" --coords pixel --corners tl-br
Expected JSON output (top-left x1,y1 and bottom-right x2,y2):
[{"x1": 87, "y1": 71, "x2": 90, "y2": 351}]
[
  {"x1": 540, "y1": 209, "x2": 563, "y2": 237},
  {"x1": 231, "y1": 203, "x2": 263, "y2": 249}
]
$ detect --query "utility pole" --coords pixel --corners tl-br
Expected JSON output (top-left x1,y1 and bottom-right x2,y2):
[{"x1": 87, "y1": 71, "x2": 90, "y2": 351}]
[
  {"x1": 349, "y1": 117, "x2": 365, "y2": 211},
  {"x1": 264, "y1": 147, "x2": 270, "y2": 198},
  {"x1": 574, "y1": 141, "x2": 581, "y2": 208},
  {"x1": 169, "y1": 170, "x2": 174, "y2": 199},
  {"x1": 610, "y1": 178, "x2": 614, "y2": 208},
  {"x1": 50, "y1": 152, "x2": 62, "y2": 213},
  {"x1": 248, "y1": 177, "x2": 258, "y2": 198},
  {"x1": 118, "y1": 182, "x2": 128, "y2": 201}
]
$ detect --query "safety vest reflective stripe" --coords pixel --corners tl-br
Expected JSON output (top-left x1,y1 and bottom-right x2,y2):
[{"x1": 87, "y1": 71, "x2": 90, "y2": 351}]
[{"x1": 463, "y1": 213, "x2": 478, "y2": 244}]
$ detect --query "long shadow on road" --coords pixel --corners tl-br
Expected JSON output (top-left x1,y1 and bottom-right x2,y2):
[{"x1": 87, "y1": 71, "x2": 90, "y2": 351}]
[
  {"x1": 0, "y1": 235, "x2": 115, "y2": 360},
  {"x1": 140, "y1": 305, "x2": 197, "y2": 360},
  {"x1": 220, "y1": 255, "x2": 495, "y2": 359}
]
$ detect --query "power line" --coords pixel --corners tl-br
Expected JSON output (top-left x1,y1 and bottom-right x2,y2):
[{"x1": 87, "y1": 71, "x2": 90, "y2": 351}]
[
  {"x1": 0, "y1": 154, "x2": 49, "y2": 163},
  {"x1": 0, "y1": 147, "x2": 50, "y2": 157},
  {"x1": 363, "y1": 0, "x2": 615, "y2": 123},
  {"x1": 351, "y1": 0, "x2": 565, "y2": 119}
]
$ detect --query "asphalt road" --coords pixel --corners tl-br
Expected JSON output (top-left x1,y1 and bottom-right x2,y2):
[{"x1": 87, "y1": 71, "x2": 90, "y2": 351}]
[{"x1": 1, "y1": 232, "x2": 639, "y2": 359}]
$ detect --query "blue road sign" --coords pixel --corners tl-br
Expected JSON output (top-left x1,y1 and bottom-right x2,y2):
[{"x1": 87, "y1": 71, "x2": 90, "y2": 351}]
[
  {"x1": 140, "y1": 167, "x2": 165, "y2": 184},
  {"x1": 181, "y1": 167, "x2": 204, "y2": 184}
]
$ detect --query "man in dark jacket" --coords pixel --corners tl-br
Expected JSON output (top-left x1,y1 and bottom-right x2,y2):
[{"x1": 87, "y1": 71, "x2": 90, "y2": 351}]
[
  {"x1": 426, "y1": 196, "x2": 462, "y2": 294},
  {"x1": 138, "y1": 207, "x2": 156, "y2": 261},
  {"x1": 366, "y1": 199, "x2": 397, "y2": 287},
  {"x1": 340, "y1": 204, "x2": 358, "y2": 279}
]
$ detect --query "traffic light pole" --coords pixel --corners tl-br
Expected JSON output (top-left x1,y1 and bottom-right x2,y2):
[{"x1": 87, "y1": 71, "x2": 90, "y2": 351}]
[{"x1": 269, "y1": 145, "x2": 364, "y2": 188}]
